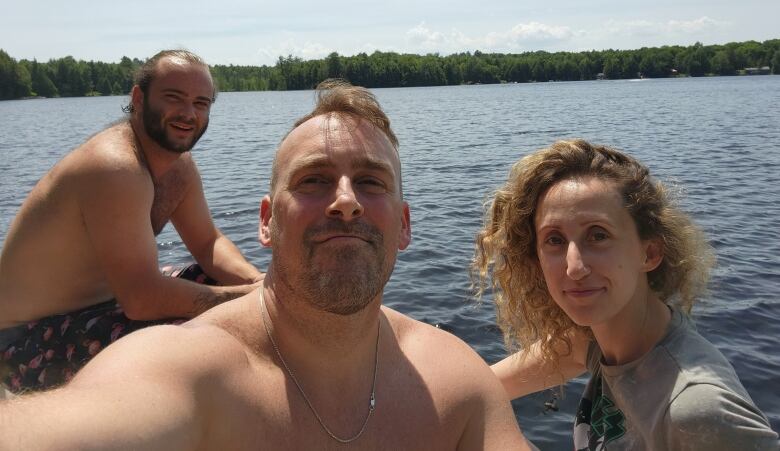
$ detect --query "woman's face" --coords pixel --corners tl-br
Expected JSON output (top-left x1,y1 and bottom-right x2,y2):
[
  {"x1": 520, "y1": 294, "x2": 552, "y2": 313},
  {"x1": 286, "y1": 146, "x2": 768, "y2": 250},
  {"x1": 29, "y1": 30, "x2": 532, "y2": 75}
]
[{"x1": 534, "y1": 176, "x2": 661, "y2": 328}]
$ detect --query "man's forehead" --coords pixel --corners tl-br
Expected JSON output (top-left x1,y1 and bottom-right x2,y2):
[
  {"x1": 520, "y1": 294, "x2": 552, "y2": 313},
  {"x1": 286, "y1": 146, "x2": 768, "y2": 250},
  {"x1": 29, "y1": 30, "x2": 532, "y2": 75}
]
[
  {"x1": 157, "y1": 56, "x2": 205, "y2": 72},
  {"x1": 154, "y1": 58, "x2": 212, "y2": 84},
  {"x1": 146, "y1": 58, "x2": 214, "y2": 101},
  {"x1": 287, "y1": 152, "x2": 395, "y2": 175},
  {"x1": 280, "y1": 114, "x2": 397, "y2": 160}
]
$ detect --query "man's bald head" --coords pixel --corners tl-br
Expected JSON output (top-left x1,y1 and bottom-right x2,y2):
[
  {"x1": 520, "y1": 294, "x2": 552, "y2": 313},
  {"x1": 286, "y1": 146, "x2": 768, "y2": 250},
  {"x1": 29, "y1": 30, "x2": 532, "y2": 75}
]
[{"x1": 123, "y1": 49, "x2": 215, "y2": 114}]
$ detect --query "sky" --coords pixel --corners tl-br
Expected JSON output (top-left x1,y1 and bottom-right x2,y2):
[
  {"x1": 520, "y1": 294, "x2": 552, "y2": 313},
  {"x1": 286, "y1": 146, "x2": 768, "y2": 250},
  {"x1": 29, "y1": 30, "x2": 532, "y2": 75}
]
[{"x1": 1, "y1": 0, "x2": 777, "y2": 66}]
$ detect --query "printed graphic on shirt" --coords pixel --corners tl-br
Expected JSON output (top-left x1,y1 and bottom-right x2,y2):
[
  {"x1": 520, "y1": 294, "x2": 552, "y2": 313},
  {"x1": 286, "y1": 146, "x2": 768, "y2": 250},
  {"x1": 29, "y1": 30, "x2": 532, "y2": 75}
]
[{"x1": 573, "y1": 375, "x2": 626, "y2": 450}]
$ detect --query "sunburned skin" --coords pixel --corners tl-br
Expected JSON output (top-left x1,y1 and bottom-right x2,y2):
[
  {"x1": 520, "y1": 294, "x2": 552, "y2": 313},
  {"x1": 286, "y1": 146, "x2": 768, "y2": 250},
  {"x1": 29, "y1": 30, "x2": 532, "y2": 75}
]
[
  {"x1": 0, "y1": 83, "x2": 533, "y2": 450},
  {"x1": 150, "y1": 160, "x2": 191, "y2": 235},
  {"x1": 0, "y1": 55, "x2": 261, "y2": 329},
  {"x1": 0, "y1": 124, "x2": 199, "y2": 326}
]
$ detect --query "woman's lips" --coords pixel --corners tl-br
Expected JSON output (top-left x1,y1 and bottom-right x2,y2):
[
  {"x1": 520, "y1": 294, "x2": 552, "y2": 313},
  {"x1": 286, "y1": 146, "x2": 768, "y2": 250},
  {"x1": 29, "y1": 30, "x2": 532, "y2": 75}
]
[{"x1": 564, "y1": 287, "x2": 605, "y2": 298}]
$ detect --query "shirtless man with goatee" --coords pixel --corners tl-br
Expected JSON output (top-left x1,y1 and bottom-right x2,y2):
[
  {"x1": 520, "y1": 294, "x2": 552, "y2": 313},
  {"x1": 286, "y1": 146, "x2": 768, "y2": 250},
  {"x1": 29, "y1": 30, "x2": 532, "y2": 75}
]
[{"x1": 0, "y1": 50, "x2": 262, "y2": 393}]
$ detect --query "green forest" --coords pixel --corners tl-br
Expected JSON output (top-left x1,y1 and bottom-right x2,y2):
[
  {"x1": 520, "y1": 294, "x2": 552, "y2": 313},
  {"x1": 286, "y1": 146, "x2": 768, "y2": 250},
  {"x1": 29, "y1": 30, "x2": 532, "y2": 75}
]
[{"x1": 1, "y1": 39, "x2": 778, "y2": 101}]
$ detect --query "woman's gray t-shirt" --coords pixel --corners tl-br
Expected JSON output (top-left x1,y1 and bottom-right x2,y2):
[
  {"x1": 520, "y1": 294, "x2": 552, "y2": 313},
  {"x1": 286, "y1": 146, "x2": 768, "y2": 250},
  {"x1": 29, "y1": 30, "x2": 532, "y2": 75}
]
[{"x1": 573, "y1": 307, "x2": 778, "y2": 450}]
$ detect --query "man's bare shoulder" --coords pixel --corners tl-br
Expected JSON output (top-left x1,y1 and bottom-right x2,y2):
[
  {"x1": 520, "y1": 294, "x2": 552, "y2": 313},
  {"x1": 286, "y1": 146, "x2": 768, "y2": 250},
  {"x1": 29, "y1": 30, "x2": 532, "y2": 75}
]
[
  {"x1": 382, "y1": 306, "x2": 497, "y2": 387},
  {"x1": 20, "y1": 123, "x2": 146, "y2": 203},
  {"x1": 383, "y1": 306, "x2": 476, "y2": 351},
  {"x1": 187, "y1": 291, "x2": 264, "y2": 352},
  {"x1": 72, "y1": 319, "x2": 250, "y2": 391},
  {"x1": 70, "y1": 124, "x2": 147, "y2": 177},
  {"x1": 380, "y1": 306, "x2": 526, "y2": 449},
  {"x1": 48, "y1": 124, "x2": 157, "y2": 210}
]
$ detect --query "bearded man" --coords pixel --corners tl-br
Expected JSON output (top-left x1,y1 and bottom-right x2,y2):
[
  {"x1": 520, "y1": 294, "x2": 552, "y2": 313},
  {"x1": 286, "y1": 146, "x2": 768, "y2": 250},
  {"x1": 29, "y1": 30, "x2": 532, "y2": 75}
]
[{"x1": 0, "y1": 50, "x2": 262, "y2": 393}]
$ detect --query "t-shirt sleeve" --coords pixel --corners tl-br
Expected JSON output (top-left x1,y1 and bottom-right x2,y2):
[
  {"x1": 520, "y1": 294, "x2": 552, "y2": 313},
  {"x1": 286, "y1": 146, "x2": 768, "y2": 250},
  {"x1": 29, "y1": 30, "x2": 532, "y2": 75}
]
[{"x1": 663, "y1": 382, "x2": 779, "y2": 451}]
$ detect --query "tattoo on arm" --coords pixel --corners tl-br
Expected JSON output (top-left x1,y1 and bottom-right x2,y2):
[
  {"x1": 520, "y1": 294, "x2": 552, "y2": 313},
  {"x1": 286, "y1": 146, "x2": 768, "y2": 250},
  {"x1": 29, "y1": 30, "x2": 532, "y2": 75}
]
[{"x1": 191, "y1": 289, "x2": 241, "y2": 315}]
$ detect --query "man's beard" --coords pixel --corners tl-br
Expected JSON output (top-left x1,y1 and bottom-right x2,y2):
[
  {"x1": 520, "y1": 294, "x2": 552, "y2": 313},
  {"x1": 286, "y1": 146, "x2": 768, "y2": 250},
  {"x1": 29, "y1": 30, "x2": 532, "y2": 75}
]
[
  {"x1": 272, "y1": 219, "x2": 392, "y2": 316},
  {"x1": 142, "y1": 95, "x2": 208, "y2": 153}
]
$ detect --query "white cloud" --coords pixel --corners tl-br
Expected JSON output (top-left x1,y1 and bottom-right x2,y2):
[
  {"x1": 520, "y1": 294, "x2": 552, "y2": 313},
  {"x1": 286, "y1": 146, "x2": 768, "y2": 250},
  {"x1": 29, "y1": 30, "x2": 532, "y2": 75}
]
[
  {"x1": 254, "y1": 38, "x2": 394, "y2": 66},
  {"x1": 604, "y1": 16, "x2": 728, "y2": 38},
  {"x1": 404, "y1": 21, "x2": 574, "y2": 54},
  {"x1": 405, "y1": 22, "x2": 474, "y2": 53},
  {"x1": 666, "y1": 16, "x2": 726, "y2": 33},
  {"x1": 251, "y1": 15, "x2": 730, "y2": 66},
  {"x1": 406, "y1": 22, "x2": 446, "y2": 46},
  {"x1": 564, "y1": 15, "x2": 734, "y2": 52},
  {"x1": 507, "y1": 22, "x2": 573, "y2": 43},
  {"x1": 603, "y1": 19, "x2": 657, "y2": 37},
  {"x1": 256, "y1": 39, "x2": 332, "y2": 65}
]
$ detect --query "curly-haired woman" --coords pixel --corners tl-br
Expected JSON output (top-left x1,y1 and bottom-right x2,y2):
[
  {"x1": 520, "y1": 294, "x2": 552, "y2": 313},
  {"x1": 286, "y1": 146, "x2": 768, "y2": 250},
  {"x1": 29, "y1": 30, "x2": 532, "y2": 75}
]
[{"x1": 474, "y1": 139, "x2": 777, "y2": 450}]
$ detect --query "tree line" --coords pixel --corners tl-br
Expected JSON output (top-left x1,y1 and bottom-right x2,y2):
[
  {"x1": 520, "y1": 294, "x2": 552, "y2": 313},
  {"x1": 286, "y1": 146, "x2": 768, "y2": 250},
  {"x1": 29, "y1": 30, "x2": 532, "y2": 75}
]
[{"x1": 2, "y1": 39, "x2": 779, "y2": 100}]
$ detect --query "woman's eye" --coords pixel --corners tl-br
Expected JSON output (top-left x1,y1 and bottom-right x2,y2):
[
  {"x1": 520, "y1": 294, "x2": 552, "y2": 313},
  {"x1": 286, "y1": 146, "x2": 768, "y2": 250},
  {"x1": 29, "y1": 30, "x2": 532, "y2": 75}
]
[
  {"x1": 590, "y1": 229, "x2": 609, "y2": 241},
  {"x1": 301, "y1": 176, "x2": 327, "y2": 185},
  {"x1": 545, "y1": 235, "x2": 564, "y2": 246}
]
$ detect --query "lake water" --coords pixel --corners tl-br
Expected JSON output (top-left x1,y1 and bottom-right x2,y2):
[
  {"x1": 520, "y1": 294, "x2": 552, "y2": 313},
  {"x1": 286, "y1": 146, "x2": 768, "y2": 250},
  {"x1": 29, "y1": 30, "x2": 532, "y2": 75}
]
[{"x1": 1, "y1": 76, "x2": 779, "y2": 448}]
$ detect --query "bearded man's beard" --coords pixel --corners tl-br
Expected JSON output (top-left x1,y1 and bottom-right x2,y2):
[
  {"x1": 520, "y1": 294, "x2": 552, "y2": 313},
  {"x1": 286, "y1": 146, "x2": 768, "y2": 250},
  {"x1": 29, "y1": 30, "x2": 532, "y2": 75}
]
[
  {"x1": 142, "y1": 96, "x2": 208, "y2": 153},
  {"x1": 272, "y1": 219, "x2": 392, "y2": 315}
]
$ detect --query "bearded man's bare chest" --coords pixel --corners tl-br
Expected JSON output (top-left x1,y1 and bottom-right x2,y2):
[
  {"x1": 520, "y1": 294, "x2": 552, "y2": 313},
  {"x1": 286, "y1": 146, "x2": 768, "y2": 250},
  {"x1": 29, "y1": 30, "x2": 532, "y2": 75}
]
[{"x1": 149, "y1": 166, "x2": 191, "y2": 236}]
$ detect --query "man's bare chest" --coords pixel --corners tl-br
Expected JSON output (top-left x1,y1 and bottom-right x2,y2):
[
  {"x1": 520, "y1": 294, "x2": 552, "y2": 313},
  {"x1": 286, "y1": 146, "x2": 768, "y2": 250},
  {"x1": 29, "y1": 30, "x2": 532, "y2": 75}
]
[
  {"x1": 150, "y1": 167, "x2": 190, "y2": 236},
  {"x1": 220, "y1": 379, "x2": 460, "y2": 451}
]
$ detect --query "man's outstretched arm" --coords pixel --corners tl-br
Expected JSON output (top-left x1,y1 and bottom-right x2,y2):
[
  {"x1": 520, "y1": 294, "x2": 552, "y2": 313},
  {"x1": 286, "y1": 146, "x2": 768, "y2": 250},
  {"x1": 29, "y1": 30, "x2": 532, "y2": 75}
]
[
  {"x1": 0, "y1": 325, "x2": 232, "y2": 451},
  {"x1": 78, "y1": 164, "x2": 259, "y2": 320},
  {"x1": 170, "y1": 165, "x2": 263, "y2": 286}
]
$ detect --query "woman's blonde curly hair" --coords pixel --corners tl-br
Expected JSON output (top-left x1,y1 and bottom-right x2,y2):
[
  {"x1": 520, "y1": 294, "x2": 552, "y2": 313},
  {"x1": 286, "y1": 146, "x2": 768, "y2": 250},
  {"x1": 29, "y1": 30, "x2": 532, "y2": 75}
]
[{"x1": 472, "y1": 139, "x2": 715, "y2": 374}]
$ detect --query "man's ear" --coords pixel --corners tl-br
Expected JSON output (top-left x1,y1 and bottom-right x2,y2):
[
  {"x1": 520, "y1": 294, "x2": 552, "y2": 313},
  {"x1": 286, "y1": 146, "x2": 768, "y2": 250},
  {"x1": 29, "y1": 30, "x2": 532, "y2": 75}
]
[
  {"x1": 131, "y1": 85, "x2": 143, "y2": 113},
  {"x1": 398, "y1": 202, "x2": 411, "y2": 250},
  {"x1": 259, "y1": 195, "x2": 273, "y2": 247},
  {"x1": 641, "y1": 238, "x2": 663, "y2": 272}
]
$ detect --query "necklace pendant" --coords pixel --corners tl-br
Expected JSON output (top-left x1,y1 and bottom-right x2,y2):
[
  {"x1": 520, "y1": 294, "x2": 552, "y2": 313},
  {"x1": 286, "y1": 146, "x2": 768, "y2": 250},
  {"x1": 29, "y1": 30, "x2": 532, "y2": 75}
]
[{"x1": 369, "y1": 393, "x2": 376, "y2": 411}]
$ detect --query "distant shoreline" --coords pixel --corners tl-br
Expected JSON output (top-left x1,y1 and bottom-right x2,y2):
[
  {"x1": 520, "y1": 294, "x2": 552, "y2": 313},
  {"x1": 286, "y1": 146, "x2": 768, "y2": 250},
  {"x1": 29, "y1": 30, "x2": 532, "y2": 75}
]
[
  {"x1": 1, "y1": 39, "x2": 778, "y2": 100},
  {"x1": 3, "y1": 71, "x2": 776, "y2": 103}
]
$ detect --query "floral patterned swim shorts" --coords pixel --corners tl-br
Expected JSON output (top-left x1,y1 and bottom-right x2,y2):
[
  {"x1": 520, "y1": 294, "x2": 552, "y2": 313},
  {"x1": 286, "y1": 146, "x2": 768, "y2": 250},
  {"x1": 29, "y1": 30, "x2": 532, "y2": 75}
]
[{"x1": 0, "y1": 264, "x2": 216, "y2": 394}]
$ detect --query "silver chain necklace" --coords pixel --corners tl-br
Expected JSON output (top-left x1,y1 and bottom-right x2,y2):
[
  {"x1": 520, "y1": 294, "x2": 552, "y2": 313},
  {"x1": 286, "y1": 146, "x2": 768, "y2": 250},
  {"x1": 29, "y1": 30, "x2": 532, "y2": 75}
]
[{"x1": 260, "y1": 289, "x2": 380, "y2": 444}]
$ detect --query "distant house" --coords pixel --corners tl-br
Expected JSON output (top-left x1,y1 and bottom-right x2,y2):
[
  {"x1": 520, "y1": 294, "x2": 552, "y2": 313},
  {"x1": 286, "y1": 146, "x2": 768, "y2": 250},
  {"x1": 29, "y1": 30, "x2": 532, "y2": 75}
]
[
  {"x1": 596, "y1": 73, "x2": 605, "y2": 80},
  {"x1": 744, "y1": 67, "x2": 771, "y2": 75}
]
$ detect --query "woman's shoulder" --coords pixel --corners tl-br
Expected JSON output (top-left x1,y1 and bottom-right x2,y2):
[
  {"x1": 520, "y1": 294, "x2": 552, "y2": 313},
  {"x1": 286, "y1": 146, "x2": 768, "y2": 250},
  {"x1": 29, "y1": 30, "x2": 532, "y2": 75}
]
[
  {"x1": 660, "y1": 309, "x2": 778, "y2": 449},
  {"x1": 660, "y1": 309, "x2": 748, "y2": 394},
  {"x1": 664, "y1": 382, "x2": 778, "y2": 450}
]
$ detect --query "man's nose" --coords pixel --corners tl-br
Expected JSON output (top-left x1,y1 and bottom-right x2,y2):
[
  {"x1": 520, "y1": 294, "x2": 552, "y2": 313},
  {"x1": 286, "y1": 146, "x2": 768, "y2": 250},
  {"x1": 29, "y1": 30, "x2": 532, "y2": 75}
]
[
  {"x1": 326, "y1": 177, "x2": 364, "y2": 221},
  {"x1": 176, "y1": 102, "x2": 197, "y2": 121}
]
